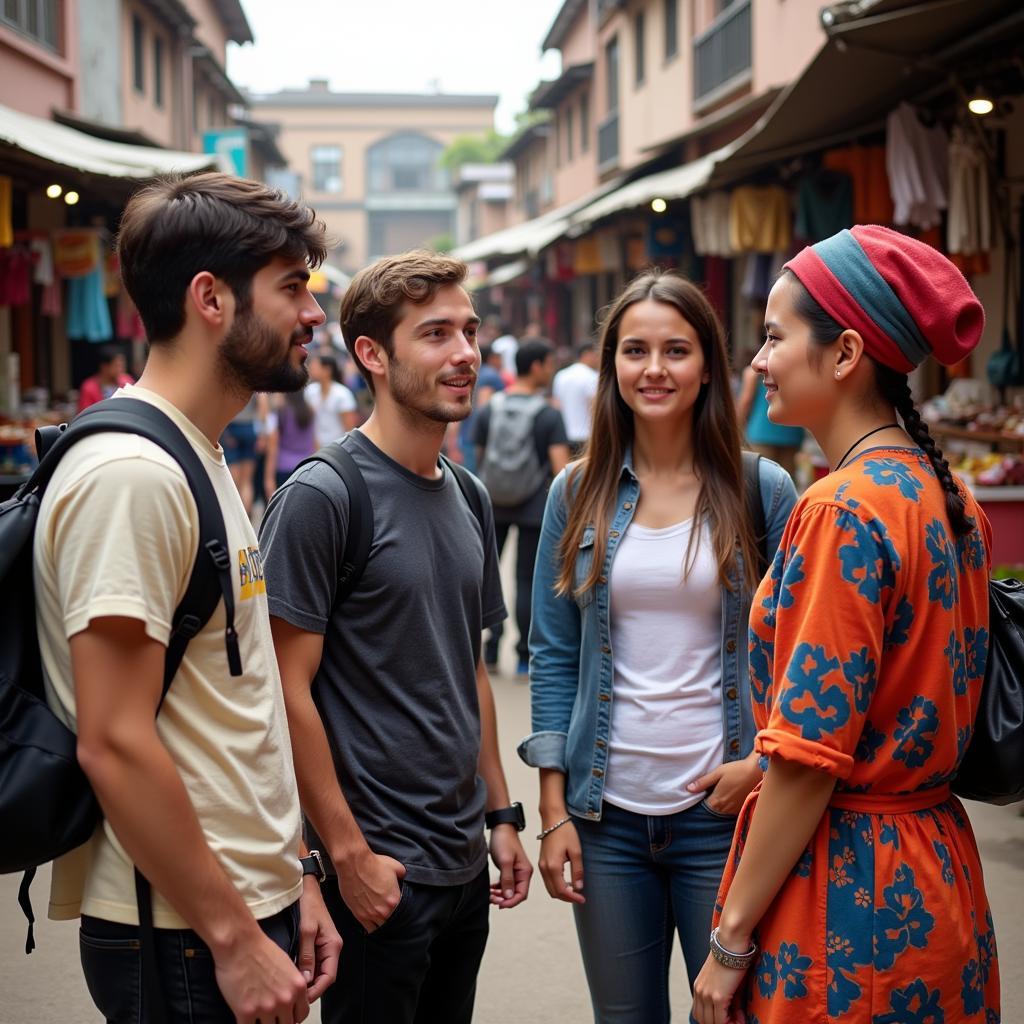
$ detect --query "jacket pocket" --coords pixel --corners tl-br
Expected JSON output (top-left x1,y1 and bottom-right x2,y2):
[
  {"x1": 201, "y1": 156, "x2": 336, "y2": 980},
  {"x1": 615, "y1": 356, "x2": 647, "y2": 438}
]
[{"x1": 573, "y1": 528, "x2": 597, "y2": 609}]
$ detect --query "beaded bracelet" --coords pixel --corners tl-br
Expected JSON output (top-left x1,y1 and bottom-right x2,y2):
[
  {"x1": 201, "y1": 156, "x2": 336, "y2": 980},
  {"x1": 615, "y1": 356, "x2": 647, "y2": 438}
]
[
  {"x1": 536, "y1": 815, "x2": 572, "y2": 841},
  {"x1": 709, "y1": 927, "x2": 758, "y2": 970}
]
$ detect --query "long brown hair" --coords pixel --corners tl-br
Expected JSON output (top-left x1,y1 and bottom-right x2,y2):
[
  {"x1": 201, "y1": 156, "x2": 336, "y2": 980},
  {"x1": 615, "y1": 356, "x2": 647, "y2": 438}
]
[{"x1": 556, "y1": 269, "x2": 760, "y2": 597}]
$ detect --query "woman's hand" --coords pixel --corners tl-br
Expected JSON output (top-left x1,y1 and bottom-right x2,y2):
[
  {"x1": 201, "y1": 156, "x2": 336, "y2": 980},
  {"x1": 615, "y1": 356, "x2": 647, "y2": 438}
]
[
  {"x1": 538, "y1": 820, "x2": 585, "y2": 905},
  {"x1": 688, "y1": 753, "x2": 762, "y2": 816},
  {"x1": 692, "y1": 954, "x2": 748, "y2": 1024}
]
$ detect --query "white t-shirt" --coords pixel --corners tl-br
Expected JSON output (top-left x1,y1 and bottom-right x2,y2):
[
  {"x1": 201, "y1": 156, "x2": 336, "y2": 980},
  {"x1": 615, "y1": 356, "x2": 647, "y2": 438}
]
[
  {"x1": 34, "y1": 386, "x2": 303, "y2": 927},
  {"x1": 552, "y1": 362, "x2": 599, "y2": 443},
  {"x1": 491, "y1": 334, "x2": 519, "y2": 378},
  {"x1": 304, "y1": 380, "x2": 357, "y2": 448},
  {"x1": 603, "y1": 518, "x2": 724, "y2": 815}
]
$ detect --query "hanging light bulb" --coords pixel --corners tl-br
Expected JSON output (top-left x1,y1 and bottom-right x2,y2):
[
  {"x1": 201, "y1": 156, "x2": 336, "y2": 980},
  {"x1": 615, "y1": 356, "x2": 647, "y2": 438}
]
[
  {"x1": 46, "y1": 184, "x2": 63, "y2": 199},
  {"x1": 968, "y1": 87, "x2": 994, "y2": 116},
  {"x1": 651, "y1": 198, "x2": 667, "y2": 213},
  {"x1": 64, "y1": 191, "x2": 80, "y2": 205}
]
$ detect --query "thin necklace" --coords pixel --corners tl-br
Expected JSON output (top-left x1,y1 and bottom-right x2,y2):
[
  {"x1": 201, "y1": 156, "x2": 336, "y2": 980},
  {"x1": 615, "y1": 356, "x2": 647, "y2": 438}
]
[{"x1": 835, "y1": 423, "x2": 901, "y2": 471}]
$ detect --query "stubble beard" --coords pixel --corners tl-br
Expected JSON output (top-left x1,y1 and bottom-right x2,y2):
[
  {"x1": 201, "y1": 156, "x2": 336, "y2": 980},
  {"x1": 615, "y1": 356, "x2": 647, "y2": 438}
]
[
  {"x1": 388, "y1": 354, "x2": 471, "y2": 424},
  {"x1": 218, "y1": 308, "x2": 311, "y2": 395}
]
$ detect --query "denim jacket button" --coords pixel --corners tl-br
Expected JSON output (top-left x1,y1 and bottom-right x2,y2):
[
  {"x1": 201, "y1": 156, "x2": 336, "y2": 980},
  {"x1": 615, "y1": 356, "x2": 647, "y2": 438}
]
[
  {"x1": 598, "y1": 693, "x2": 611, "y2": 702},
  {"x1": 623, "y1": 502, "x2": 633, "y2": 510},
  {"x1": 726, "y1": 639, "x2": 737, "y2": 653},
  {"x1": 726, "y1": 687, "x2": 738, "y2": 700},
  {"x1": 609, "y1": 530, "x2": 620, "y2": 538},
  {"x1": 729, "y1": 739, "x2": 740, "y2": 753},
  {"x1": 592, "y1": 768, "x2": 604, "y2": 778},
  {"x1": 601, "y1": 644, "x2": 611, "y2": 654},
  {"x1": 596, "y1": 739, "x2": 606, "y2": 748}
]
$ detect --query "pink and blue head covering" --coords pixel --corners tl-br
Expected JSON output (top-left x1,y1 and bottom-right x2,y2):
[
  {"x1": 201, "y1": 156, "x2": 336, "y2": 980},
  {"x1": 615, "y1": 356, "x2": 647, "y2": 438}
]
[{"x1": 784, "y1": 225, "x2": 985, "y2": 372}]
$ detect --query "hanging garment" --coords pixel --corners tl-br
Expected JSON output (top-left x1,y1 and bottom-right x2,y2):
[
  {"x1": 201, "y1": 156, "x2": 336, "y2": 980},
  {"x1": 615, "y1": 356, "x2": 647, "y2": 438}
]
[
  {"x1": 52, "y1": 228, "x2": 102, "y2": 278},
  {"x1": 729, "y1": 186, "x2": 792, "y2": 254},
  {"x1": 0, "y1": 175, "x2": 12, "y2": 248},
  {"x1": 741, "y1": 252, "x2": 775, "y2": 303},
  {"x1": 823, "y1": 145, "x2": 894, "y2": 225},
  {"x1": 40, "y1": 276, "x2": 62, "y2": 317},
  {"x1": 703, "y1": 255, "x2": 728, "y2": 319},
  {"x1": 886, "y1": 103, "x2": 949, "y2": 230},
  {"x1": 691, "y1": 191, "x2": 733, "y2": 256},
  {"x1": 0, "y1": 247, "x2": 31, "y2": 306},
  {"x1": 947, "y1": 126, "x2": 992, "y2": 255},
  {"x1": 796, "y1": 170, "x2": 854, "y2": 242},
  {"x1": 29, "y1": 237, "x2": 54, "y2": 286},
  {"x1": 66, "y1": 265, "x2": 113, "y2": 341}
]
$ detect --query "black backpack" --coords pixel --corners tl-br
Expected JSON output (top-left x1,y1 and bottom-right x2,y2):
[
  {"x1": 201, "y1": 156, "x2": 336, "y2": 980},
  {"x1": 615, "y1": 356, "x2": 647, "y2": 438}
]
[
  {"x1": 262, "y1": 439, "x2": 485, "y2": 605},
  {"x1": 0, "y1": 397, "x2": 240, "y2": 972}
]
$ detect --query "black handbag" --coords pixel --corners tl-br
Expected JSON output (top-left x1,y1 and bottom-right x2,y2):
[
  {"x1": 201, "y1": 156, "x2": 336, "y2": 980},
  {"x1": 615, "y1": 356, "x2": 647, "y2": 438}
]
[{"x1": 952, "y1": 577, "x2": 1024, "y2": 804}]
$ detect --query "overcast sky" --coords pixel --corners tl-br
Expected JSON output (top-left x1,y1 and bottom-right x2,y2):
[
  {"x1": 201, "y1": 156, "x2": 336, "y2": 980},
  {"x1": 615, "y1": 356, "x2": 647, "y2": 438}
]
[{"x1": 227, "y1": 0, "x2": 564, "y2": 134}]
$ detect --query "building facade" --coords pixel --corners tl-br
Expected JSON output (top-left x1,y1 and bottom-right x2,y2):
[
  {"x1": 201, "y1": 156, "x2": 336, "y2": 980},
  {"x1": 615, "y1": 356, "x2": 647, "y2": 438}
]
[{"x1": 246, "y1": 82, "x2": 497, "y2": 274}]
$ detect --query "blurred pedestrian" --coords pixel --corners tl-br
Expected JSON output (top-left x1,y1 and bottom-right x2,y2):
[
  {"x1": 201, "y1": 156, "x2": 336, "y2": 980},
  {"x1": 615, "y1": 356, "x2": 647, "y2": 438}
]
[
  {"x1": 263, "y1": 389, "x2": 317, "y2": 500},
  {"x1": 736, "y1": 361, "x2": 804, "y2": 477},
  {"x1": 76, "y1": 344, "x2": 134, "y2": 412},
  {"x1": 522, "y1": 270, "x2": 796, "y2": 1023},
  {"x1": 305, "y1": 350, "x2": 359, "y2": 447},
  {"x1": 693, "y1": 226, "x2": 998, "y2": 1024},
  {"x1": 552, "y1": 341, "x2": 600, "y2": 457}
]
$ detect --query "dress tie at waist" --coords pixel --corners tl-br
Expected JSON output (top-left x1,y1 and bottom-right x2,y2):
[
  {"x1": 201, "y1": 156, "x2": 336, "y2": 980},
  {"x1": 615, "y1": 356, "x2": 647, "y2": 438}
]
[{"x1": 829, "y1": 784, "x2": 951, "y2": 814}]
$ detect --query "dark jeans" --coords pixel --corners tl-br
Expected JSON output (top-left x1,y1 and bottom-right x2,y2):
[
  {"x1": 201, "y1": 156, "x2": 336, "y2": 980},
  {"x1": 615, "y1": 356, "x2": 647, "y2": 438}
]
[
  {"x1": 321, "y1": 867, "x2": 490, "y2": 1024},
  {"x1": 485, "y1": 522, "x2": 541, "y2": 666},
  {"x1": 79, "y1": 902, "x2": 300, "y2": 1023}
]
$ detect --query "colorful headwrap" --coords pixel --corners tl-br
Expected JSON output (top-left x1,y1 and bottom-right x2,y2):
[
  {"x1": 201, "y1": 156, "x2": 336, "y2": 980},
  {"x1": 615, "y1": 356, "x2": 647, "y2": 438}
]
[{"x1": 784, "y1": 225, "x2": 985, "y2": 372}]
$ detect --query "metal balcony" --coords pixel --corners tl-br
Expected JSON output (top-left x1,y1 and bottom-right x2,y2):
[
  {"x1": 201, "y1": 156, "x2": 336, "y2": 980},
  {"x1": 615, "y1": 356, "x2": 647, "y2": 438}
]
[{"x1": 693, "y1": 0, "x2": 752, "y2": 105}]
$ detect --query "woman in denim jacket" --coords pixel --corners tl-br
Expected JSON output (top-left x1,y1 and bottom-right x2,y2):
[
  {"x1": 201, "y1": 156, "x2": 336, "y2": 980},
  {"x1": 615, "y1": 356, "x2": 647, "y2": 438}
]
[{"x1": 519, "y1": 271, "x2": 796, "y2": 1022}]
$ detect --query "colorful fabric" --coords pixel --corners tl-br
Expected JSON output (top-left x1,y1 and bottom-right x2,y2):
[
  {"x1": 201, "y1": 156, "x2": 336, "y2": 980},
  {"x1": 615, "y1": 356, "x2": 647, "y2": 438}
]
[
  {"x1": 796, "y1": 170, "x2": 854, "y2": 242},
  {"x1": 823, "y1": 144, "x2": 894, "y2": 226},
  {"x1": 785, "y1": 226, "x2": 985, "y2": 371},
  {"x1": 717, "y1": 446, "x2": 998, "y2": 1023},
  {"x1": 729, "y1": 185, "x2": 792, "y2": 254},
  {"x1": 0, "y1": 175, "x2": 12, "y2": 248}
]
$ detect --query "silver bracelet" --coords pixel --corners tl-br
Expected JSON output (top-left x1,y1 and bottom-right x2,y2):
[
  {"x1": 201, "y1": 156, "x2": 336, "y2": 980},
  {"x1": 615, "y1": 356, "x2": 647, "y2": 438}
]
[
  {"x1": 709, "y1": 926, "x2": 758, "y2": 970},
  {"x1": 536, "y1": 815, "x2": 572, "y2": 841}
]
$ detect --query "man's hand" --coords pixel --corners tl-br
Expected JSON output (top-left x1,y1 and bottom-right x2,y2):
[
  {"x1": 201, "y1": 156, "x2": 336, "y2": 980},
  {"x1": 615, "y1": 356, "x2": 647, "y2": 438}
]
[
  {"x1": 687, "y1": 753, "x2": 762, "y2": 816},
  {"x1": 337, "y1": 846, "x2": 406, "y2": 932},
  {"x1": 213, "y1": 927, "x2": 311, "y2": 1024},
  {"x1": 297, "y1": 877, "x2": 342, "y2": 1002},
  {"x1": 488, "y1": 825, "x2": 532, "y2": 909},
  {"x1": 538, "y1": 820, "x2": 585, "y2": 905}
]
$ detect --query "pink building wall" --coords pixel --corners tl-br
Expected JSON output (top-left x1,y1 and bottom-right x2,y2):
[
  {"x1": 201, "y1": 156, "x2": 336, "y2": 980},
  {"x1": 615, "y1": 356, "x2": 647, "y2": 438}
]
[{"x1": 0, "y1": 6, "x2": 78, "y2": 119}]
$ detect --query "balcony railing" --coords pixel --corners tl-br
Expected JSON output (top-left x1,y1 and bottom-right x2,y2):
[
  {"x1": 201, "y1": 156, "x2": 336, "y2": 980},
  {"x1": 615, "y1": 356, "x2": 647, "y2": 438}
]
[
  {"x1": 597, "y1": 112, "x2": 620, "y2": 173},
  {"x1": 693, "y1": 0, "x2": 752, "y2": 104}
]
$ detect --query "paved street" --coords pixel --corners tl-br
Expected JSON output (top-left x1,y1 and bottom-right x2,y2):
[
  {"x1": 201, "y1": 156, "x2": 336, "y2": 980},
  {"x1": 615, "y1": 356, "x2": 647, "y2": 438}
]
[{"x1": 1, "y1": 654, "x2": 1022, "y2": 1022}]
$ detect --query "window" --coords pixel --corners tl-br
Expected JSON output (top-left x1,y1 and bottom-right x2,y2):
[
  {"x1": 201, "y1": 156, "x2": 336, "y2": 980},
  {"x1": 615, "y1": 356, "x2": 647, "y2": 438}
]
[
  {"x1": 1, "y1": 0, "x2": 59, "y2": 51},
  {"x1": 664, "y1": 0, "x2": 678, "y2": 60},
  {"x1": 606, "y1": 35, "x2": 620, "y2": 113},
  {"x1": 634, "y1": 11, "x2": 646, "y2": 87},
  {"x1": 153, "y1": 35, "x2": 164, "y2": 107},
  {"x1": 566, "y1": 106, "x2": 574, "y2": 162},
  {"x1": 311, "y1": 145, "x2": 343, "y2": 192},
  {"x1": 367, "y1": 134, "x2": 447, "y2": 194},
  {"x1": 132, "y1": 14, "x2": 144, "y2": 93},
  {"x1": 580, "y1": 93, "x2": 590, "y2": 152}
]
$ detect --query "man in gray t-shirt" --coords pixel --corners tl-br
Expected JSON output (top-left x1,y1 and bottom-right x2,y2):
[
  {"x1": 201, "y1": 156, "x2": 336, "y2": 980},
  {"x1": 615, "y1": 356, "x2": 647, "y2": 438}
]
[{"x1": 261, "y1": 250, "x2": 532, "y2": 1024}]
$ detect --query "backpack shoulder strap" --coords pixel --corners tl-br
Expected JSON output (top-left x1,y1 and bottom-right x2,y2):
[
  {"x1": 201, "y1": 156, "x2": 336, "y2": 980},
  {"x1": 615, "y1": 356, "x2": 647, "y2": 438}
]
[
  {"x1": 33, "y1": 398, "x2": 240, "y2": 699},
  {"x1": 440, "y1": 454, "x2": 486, "y2": 533},
  {"x1": 290, "y1": 442, "x2": 373, "y2": 605},
  {"x1": 741, "y1": 449, "x2": 768, "y2": 578}
]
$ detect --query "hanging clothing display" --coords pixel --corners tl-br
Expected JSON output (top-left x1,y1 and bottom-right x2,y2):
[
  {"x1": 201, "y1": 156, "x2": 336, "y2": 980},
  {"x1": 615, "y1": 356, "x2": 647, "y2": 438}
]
[
  {"x1": 691, "y1": 191, "x2": 732, "y2": 256},
  {"x1": 795, "y1": 169, "x2": 853, "y2": 242},
  {"x1": 822, "y1": 145, "x2": 893, "y2": 225},
  {"x1": 740, "y1": 252, "x2": 775, "y2": 303},
  {"x1": 0, "y1": 246, "x2": 31, "y2": 306},
  {"x1": 29, "y1": 237, "x2": 54, "y2": 286},
  {"x1": 885, "y1": 103, "x2": 948, "y2": 230},
  {"x1": 52, "y1": 228, "x2": 102, "y2": 278},
  {"x1": 947, "y1": 125, "x2": 992, "y2": 255},
  {"x1": 0, "y1": 175, "x2": 13, "y2": 248},
  {"x1": 66, "y1": 264, "x2": 112, "y2": 341},
  {"x1": 729, "y1": 186, "x2": 792, "y2": 253}
]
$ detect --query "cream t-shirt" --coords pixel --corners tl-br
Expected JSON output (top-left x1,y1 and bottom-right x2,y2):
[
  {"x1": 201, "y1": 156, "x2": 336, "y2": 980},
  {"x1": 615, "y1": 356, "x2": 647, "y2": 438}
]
[{"x1": 34, "y1": 386, "x2": 303, "y2": 928}]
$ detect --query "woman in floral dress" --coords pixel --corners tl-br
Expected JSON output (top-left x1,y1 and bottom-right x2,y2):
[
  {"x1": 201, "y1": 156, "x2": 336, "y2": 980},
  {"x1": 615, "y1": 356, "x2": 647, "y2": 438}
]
[{"x1": 693, "y1": 226, "x2": 999, "y2": 1024}]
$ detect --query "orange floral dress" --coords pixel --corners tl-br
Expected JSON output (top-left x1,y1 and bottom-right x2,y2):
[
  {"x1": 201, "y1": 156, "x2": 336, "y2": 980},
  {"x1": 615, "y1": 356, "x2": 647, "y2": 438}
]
[{"x1": 716, "y1": 447, "x2": 999, "y2": 1023}]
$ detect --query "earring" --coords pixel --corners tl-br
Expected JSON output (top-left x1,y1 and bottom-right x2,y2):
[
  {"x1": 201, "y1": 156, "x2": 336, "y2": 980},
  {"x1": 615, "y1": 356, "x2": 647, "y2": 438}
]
[{"x1": 835, "y1": 370, "x2": 841, "y2": 378}]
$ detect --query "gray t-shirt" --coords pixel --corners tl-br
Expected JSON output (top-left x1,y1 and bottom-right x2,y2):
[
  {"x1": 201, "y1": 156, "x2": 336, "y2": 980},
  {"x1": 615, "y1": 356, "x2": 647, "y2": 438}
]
[{"x1": 259, "y1": 430, "x2": 506, "y2": 886}]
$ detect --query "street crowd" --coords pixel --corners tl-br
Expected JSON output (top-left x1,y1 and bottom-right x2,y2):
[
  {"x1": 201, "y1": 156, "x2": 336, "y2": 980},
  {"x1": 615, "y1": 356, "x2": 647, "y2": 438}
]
[{"x1": 30, "y1": 172, "x2": 1001, "y2": 1024}]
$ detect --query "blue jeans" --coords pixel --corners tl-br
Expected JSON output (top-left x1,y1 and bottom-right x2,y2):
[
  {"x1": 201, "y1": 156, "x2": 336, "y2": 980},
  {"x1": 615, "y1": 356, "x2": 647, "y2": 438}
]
[{"x1": 572, "y1": 799, "x2": 737, "y2": 1024}]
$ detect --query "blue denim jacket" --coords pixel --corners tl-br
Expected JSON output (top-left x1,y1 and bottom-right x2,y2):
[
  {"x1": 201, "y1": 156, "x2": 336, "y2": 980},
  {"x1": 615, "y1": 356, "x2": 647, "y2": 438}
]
[{"x1": 518, "y1": 451, "x2": 797, "y2": 820}]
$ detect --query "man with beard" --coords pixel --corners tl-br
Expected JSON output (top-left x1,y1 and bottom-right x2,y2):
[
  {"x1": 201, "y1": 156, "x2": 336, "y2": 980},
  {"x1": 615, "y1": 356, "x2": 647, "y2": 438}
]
[
  {"x1": 259, "y1": 250, "x2": 532, "y2": 1024},
  {"x1": 32, "y1": 173, "x2": 341, "y2": 1023}
]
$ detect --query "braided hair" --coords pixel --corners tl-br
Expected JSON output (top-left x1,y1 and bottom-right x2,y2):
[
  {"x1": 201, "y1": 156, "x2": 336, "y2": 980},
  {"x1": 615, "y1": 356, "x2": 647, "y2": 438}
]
[
  {"x1": 874, "y1": 366, "x2": 972, "y2": 536},
  {"x1": 784, "y1": 270, "x2": 974, "y2": 537}
]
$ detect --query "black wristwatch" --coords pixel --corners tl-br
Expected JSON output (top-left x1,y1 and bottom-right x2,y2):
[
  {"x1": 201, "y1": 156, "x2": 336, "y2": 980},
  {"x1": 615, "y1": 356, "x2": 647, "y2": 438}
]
[
  {"x1": 300, "y1": 849, "x2": 327, "y2": 883},
  {"x1": 485, "y1": 802, "x2": 526, "y2": 832}
]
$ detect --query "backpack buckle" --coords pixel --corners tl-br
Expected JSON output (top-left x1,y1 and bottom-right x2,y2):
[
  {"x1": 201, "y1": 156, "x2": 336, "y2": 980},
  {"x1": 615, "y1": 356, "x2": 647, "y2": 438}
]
[
  {"x1": 205, "y1": 539, "x2": 231, "y2": 571},
  {"x1": 173, "y1": 613, "x2": 202, "y2": 639}
]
